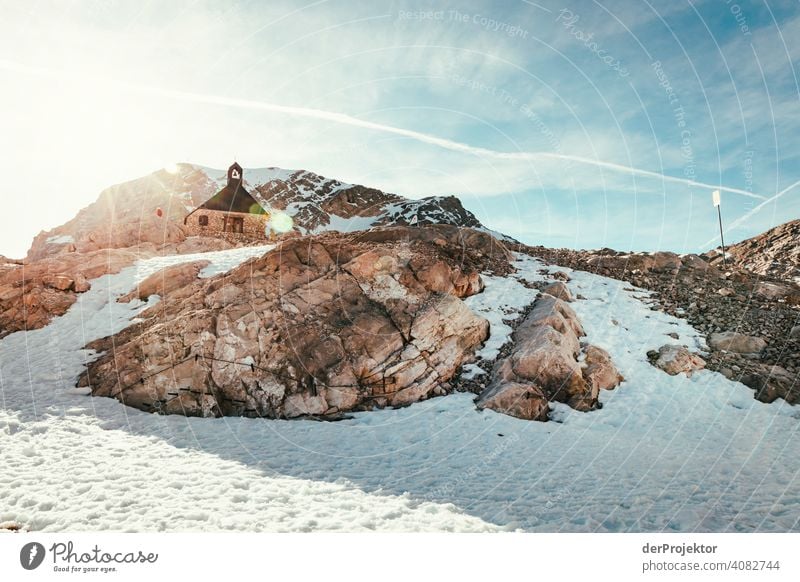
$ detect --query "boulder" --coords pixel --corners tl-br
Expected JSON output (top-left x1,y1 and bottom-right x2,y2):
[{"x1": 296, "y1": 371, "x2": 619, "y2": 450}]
[
  {"x1": 708, "y1": 331, "x2": 766, "y2": 354},
  {"x1": 73, "y1": 273, "x2": 91, "y2": 293},
  {"x1": 477, "y1": 292, "x2": 618, "y2": 420},
  {"x1": 755, "y1": 281, "x2": 794, "y2": 300},
  {"x1": 42, "y1": 274, "x2": 74, "y2": 291},
  {"x1": 526, "y1": 293, "x2": 585, "y2": 339},
  {"x1": 476, "y1": 382, "x2": 549, "y2": 421},
  {"x1": 582, "y1": 345, "x2": 624, "y2": 391},
  {"x1": 81, "y1": 226, "x2": 505, "y2": 419},
  {"x1": 681, "y1": 254, "x2": 709, "y2": 270},
  {"x1": 510, "y1": 326, "x2": 586, "y2": 403},
  {"x1": 541, "y1": 280, "x2": 573, "y2": 302},
  {"x1": 648, "y1": 345, "x2": 706, "y2": 377},
  {"x1": 741, "y1": 365, "x2": 798, "y2": 405},
  {"x1": 651, "y1": 252, "x2": 682, "y2": 272}
]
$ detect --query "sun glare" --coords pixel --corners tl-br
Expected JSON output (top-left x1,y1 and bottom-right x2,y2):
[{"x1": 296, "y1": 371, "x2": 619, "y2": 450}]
[{"x1": 269, "y1": 212, "x2": 294, "y2": 233}]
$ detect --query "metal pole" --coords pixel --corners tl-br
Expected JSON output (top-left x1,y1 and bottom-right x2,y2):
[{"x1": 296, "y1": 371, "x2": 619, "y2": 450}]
[{"x1": 717, "y1": 205, "x2": 727, "y2": 268}]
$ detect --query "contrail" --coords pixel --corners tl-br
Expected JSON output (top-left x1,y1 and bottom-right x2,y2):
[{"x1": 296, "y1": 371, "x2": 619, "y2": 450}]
[
  {"x1": 136, "y1": 84, "x2": 767, "y2": 200},
  {"x1": 701, "y1": 179, "x2": 800, "y2": 248},
  {"x1": 0, "y1": 57, "x2": 765, "y2": 200}
]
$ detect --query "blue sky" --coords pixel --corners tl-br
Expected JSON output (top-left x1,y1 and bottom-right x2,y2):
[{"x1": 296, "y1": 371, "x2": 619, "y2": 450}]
[{"x1": 1, "y1": 0, "x2": 799, "y2": 256}]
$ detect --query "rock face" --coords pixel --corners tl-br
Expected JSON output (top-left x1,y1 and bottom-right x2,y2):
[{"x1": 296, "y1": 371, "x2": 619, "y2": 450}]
[
  {"x1": 708, "y1": 332, "x2": 767, "y2": 354},
  {"x1": 0, "y1": 249, "x2": 140, "y2": 338},
  {"x1": 648, "y1": 345, "x2": 706, "y2": 377},
  {"x1": 80, "y1": 226, "x2": 512, "y2": 418},
  {"x1": 476, "y1": 292, "x2": 622, "y2": 421},
  {"x1": 250, "y1": 169, "x2": 484, "y2": 235}
]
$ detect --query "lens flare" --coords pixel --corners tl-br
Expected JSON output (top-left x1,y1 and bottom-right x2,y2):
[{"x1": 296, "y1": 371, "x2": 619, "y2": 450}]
[{"x1": 269, "y1": 212, "x2": 294, "y2": 233}]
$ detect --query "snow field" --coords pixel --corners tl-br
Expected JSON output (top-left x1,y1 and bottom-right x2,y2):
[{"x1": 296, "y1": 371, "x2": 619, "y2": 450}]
[{"x1": 1, "y1": 248, "x2": 798, "y2": 532}]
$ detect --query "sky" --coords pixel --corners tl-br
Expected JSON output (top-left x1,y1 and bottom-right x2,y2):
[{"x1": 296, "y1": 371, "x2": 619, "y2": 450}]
[{"x1": 0, "y1": 0, "x2": 799, "y2": 257}]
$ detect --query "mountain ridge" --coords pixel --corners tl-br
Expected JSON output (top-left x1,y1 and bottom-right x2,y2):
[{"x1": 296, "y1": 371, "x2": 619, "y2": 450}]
[{"x1": 714, "y1": 219, "x2": 800, "y2": 283}]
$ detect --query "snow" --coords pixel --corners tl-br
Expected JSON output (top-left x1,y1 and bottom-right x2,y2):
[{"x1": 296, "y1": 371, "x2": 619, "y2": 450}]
[
  {"x1": 290, "y1": 170, "x2": 352, "y2": 198},
  {"x1": 314, "y1": 214, "x2": 379, "y2": 234},
  {"x1": 243, "y1": 167, "x2": 299, "y2": 187},
  {"x1": 1, "y1": 248, "x2": 799, "y2": 533},
  {"x1": 461, "y1": 275, "x2": 537, "y2": 379},
  {"x1": 477, "y1": 226, "x2": 517, "y2": 244},
  {"x1": 45, "y1": 234, "x2": 74, "y2": 245}
]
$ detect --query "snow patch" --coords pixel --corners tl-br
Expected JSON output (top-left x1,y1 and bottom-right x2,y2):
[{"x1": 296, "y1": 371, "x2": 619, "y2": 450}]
[
  {"x1": 46, "y1": 235, "x2": 74, "y2": 245},
  {"x1": 461, "y1": 273, "x2": 537, "y2": 378}
]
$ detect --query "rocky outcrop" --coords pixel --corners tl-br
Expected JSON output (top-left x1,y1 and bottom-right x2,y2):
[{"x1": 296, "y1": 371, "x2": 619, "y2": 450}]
[
  {"x1": 717, "y1": 218, "x2": 800, "y2": 281},
  {"x1": 0, "y1": 249, "x2": 140, "y2": 338},
  {"x1": 476, "y1": 292, "x2": 622, "y2": 421},
  {"x1": 648, "y1": 345, "x2": 706, "y2": 377},
  {"x1": 0, "y1": 255, "x2": 22, "y2": 269},
  {"x1": 9, "y1": 158, "x2": 498, "y2": 337},
  {"x1": 79, "y1": 226, "x2": 511, "y2": 418},
  {"x1": 24, "y1": 167, "x2": 211, "y2": 261},
  {"x1": 708, "y1": 332, "x2": 767, "y2": 354}
]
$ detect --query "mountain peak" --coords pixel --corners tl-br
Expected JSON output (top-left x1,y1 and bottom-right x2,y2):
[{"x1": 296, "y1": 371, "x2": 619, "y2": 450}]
[{"x1": 25, "y1": 164, "x2": 490, "y2": 261}]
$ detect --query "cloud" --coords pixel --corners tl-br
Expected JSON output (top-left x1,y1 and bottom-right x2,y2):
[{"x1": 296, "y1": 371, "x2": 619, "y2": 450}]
[{"x1": 2, "y1": 55, "x2": 766, "y2": 202}]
